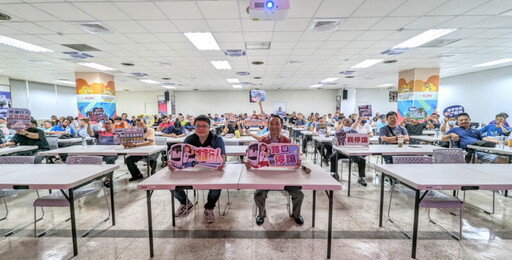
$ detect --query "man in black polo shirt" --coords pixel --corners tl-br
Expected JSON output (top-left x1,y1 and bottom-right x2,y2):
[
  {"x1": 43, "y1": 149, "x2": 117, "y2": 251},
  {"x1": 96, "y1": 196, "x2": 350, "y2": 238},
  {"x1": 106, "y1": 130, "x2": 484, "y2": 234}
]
[
  {"x1": 0, "y1": 119, "x2": 49, "y2": 163},
  {"x1": 169, "y1": 115, "x2": 226, "y2": 224}
]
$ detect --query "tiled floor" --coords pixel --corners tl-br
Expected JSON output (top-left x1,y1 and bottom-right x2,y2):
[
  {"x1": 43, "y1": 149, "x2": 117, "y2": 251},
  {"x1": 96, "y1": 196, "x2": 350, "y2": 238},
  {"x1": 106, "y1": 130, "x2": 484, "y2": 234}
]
[{"x1": 1, "y1": 148, "x2": 512, "y2": 260}]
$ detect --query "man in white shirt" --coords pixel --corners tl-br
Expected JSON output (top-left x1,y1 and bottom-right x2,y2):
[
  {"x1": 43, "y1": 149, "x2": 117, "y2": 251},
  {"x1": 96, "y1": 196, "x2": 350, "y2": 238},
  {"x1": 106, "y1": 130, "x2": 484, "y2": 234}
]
[{"x1": 352, "y1": 117, "x2": 374, "y2": 137}]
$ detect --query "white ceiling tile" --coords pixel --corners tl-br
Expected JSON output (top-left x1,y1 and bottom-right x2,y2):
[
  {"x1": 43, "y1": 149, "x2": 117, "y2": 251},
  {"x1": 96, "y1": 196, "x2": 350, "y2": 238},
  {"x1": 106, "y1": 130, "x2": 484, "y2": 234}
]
[
  {"x1": 352, "y1": 0, "x2": 408, "y2": 17},
  {"x1": 114, "y1": 2, "x2": 167, "y2": 20},
  {"x1": 428, "y1": 0, "x2": 487, "y2": 16},
  {"x1": 218, "y1": 42, "x2": 245, "y2": 49},
  {"x1": 156, "y1": 1, "x2": 203, "y2": 20},
  {"x1": 357, "y1": 31, "x2": 393, "y2": 41},
  {"x1": 466, "y1": 0, "x2": 512, "y2": 15},
  {"x1": 384, "y1": 30, "x2": 425, "y2": 40},
  {"x1": 274, "y1": 19, "x2": 311, "y2": 32},
  {"x1": 138, "y1": 20, "x2": 180, "y2": 33},
  {"x1": 67, "y1": 34, "x2": 107, "y2": 44},
  {"x1": 299, "y1": 31, "x2": 333, "y2": 41},
  {"x1": 271, "y1": 41, "x2": 298, "y2": 49},
  {"x1": 241, "y1": 20, "x2": 275, "y2": 32},
  {"x1": 104, "y1": 21, "x2": 148, "y2": 34},
  {"x1": 465, "y1": 16, "x2": 512, "y2": 29},
  {"x1": 96, "y1": 34, "x2": 133, "y2": 44},
  {"x1": 32, "y1": 3, "x2": 94, "y2": 21},
  {"x1": 338, "y1": 18, "x2": 381, "y2": 31},
  {"x1": 389, "y1": 0, "x2": 448, "y2": 17},
  {"x1": 125, "y1": 34, "x2": 162, "y2": 43},
  {"x1": 3, "y1": 22, "x2": 54, "y2": 35},
  {"x1": 0, "y1": 3, "x2": 57, "y2": 21},
  {"x1": 370, "y1": 17, "x2": 417, "y2": 30},
  {"x1": 208, "y1": 19, "x2": 242, "y2": 32},
  {"x1": 272, "y1": 32, "x2": 303, "y2": 42},
  {"x1": 197, "y1": 1, "x2": 239, "y2": 19},
  {"x1": 172, "y1": 20, "x2": 210, "y2": 32},
  {"x1": 287, "y1": 0, "x2": 323, "y2": 18},
  {"x1": 72, "y1": 2, "x2": 131, "y2": 20},
  {"x1": 329, "y1": 31, "x2": 364, "y2": 41},
  {"x1": 294, "y1": 41, "x2": 323, "y2": 49},
  {"x1": 213, "y1": 32, "x2": 245, "y2": 42},
  {"x1": 320, "y1": 41, "x2": 350, "y2": 49},
  {"x1": 315, "y1": 0, "x2": 364, "y2": 17},
  {"x1": 405, "y1": 16, "x2": 454, "y2": 30},
  {"x1": 438, "y1": 15, "x2": 490, "y2": 28},
  {"x1": 155, "y1": 33, "x2": 189, "y2": 43}
]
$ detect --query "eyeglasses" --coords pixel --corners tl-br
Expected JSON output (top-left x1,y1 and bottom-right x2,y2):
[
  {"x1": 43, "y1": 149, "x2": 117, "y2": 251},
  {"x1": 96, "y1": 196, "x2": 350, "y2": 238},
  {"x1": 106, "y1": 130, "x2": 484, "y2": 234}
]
[{"x1": 195, "y1": 125, "x2": 209, "y2": 129}]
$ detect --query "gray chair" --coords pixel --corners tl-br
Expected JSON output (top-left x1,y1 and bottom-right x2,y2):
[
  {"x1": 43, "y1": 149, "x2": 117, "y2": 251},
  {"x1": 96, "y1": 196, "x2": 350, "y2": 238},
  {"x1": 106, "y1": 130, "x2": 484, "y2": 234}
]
[
  {"x1": 389, "y1": 156, "x2": 463, "y2": 241},
  {"x1": 0, "y1": 156, "x2": 43, "y2": 236},
  {"x1": 33, "y1": 156, "x2": 110, "y2": 237}
]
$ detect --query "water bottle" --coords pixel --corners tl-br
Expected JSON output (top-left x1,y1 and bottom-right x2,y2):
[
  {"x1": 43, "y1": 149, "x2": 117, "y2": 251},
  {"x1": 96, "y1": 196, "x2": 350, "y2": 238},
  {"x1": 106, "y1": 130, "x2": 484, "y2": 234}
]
[
  {"x1": 81, "y1": 136, "x2": 86, "y2": 147},
  {"x1": 434, "y1": 128, "x2": 440, "y2": 137}
]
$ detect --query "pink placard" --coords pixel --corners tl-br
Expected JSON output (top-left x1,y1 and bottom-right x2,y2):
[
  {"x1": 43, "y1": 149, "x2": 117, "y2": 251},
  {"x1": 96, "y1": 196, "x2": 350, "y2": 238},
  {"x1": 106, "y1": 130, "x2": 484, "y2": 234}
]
[
  {"x1": 335, "y1": 132, "x2": 369, "y2": 146},
  {"x1": 246, "y1": 142, "x2": 300, "y2": 168},
  {"x1": 114, "y1": 127, "x2": 144, "y2": 144},
  {"x1": 6, "y1": 108, "x2": 31, "y2": 130},
  {"x1": 168, "y1": 144, "x2": 223, "y2": 170}
]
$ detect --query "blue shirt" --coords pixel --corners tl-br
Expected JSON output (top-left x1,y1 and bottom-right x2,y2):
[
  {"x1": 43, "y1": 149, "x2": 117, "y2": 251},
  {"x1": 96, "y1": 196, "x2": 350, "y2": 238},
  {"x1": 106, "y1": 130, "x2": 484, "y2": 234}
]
[
  {"x1": 163, "y1": 125, "x2": 185, "y2": 135},
  {"x1": 479, "y1": 124, "x2": 510, "y2": 136},
  {"x1": 447, "y1": 127, "x2": 482, "y2": 149},
  {"x1": 50, "y1": 125, "x2": 75, "y2": 136}
]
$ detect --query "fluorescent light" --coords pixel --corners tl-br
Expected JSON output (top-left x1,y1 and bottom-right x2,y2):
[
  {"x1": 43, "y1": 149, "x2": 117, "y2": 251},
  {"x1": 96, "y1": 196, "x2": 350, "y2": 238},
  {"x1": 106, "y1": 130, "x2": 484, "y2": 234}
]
[
  {"x1": 351, "y1": 59, "x2": 383, "y2": 69},
  {"x1": 378, "y1": 83, "x2": 395, "y2": 87},
  {"x1": 210, "y1": 61, "x2": 232, "y2": 70},
  {"x1": 474, "y1": 58, "x2": 512, "y2": 67},
  {"x1": 232, "y1": 85, "x2": 242, "y2": 89},
  {"x1": 140, "y1": 79, "x2": 160, "y2": 84},
  {"x1": 392, "y1": 29, "x2": 457, "y2": 49},
  {"x1": 77, "y1": 62, "x2": 116, "y2": 71},
  {"x1": 309, "y1": 84, "x2": 322, "y2": 88},
  {"x1": 226, "y1": 78, "x2": 240, "y2": 83},
  {"x1": 162, "y1": 85, "x2": 176, "y2": 89},
  {"x1": 184, "y1": 32, "x2": 220, "y2": 50},
  {"x1": 0, "y1": 35, "x2": 53, "y2": 53},
  {"x1": 320, "y1": 77, "x2": 339, "y2": 83},
  {"x1": 55, "y1": 80, "x2": 75, "y2": 85}
]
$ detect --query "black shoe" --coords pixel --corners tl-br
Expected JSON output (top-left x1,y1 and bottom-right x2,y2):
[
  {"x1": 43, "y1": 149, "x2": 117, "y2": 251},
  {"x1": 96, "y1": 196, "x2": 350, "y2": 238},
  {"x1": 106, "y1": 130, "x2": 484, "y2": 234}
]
[
  {"x1": 103, "y1": 180, "x2": 111, "y2": 188},
  {"x1": 358, "y1": 178, "x2": 367, "y2": 187},
  {"x1": 292, "y1": 215, "x2": 304, "y2": 225},
  {"x1": 256, "y1": 216, "x2": 265, "y2": 225},
  {"x1": 129, "y1": 175, "x2": 144, "y2": 181},
  {"x1": 331, "y1": 173, "x2": 340, "y2": 181}
]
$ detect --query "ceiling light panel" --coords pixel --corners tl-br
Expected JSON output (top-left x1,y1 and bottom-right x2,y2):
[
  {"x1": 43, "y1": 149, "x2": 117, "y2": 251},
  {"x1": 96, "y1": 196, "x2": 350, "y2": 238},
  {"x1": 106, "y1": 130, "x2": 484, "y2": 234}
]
[
  {"x1": 392, "y1": 29, "x2": 458, "y2": 49},
  {"x1": 210, "y1": 61, "x2": 232, "y2": 70},
  {"x1": 474, "y1": 58, "x2": 512, "y2": 67},
  {"x1": 0, "y1": 35, "x2": 53, "y2": 52},
  {"x1": 351, "y1": 59, "x2": 383, "y2": 69},
  {"x1": 77, "y1": 62, "x2": 116, "y2": 71},
  {"x1": 184, "y1": 32, "x2": 220, "y2": 50}
]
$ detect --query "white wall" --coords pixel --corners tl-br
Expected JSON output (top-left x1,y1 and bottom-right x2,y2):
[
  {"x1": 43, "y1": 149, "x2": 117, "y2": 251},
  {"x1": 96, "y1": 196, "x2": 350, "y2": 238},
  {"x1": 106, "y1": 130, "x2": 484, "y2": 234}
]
[
  {"x1": 438, "y1": 65, "x2": 512, "y2": 123},
  {"x1": 355, "y1": 88, "x2": 397, "y2": 115},
  {"x1": 170, "y1": 90, "x2": 338, "y2": 116},
  {"x1": 116, "y1": 90, "x2": 165, "y2": 116}
]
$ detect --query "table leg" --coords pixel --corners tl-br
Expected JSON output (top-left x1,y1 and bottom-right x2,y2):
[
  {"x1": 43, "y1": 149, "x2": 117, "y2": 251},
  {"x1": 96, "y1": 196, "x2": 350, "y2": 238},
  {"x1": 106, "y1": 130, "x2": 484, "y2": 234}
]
[
  {"x1": 109, "y1": 172, "x2": 116, "y2": 225},
  {"x1": 171, "y1": 191, "x2": 176, "y2": 227},
  {"x1": 146, "y1": 156, "x2": 150, "y2": 176},
  {"x1": 68, "y1": 188, "x2": 78, "y2": 256},
  {"x1": 314, "y1": 139, "x2": 318, "y2": 164},
  {"x1": 312, "y1": 190, "x2": 316, "y2": 227},
  {"x1": 379, "y1": 173, "x2": 385, "y2": 227},
  {"x1": 412, "y1": 189, "x2": 420, "y2": 259},
  {"x1": 320, "y1": 142, "x2": 324, "y2": 167},
  {"x1": 327, "y1": 190, "x2": 333, "y2": 259},
  {"x1": 146, "y1": 190, "x2": 154, "y2": 257},
  {"x1": 347, "y1": 157, "x2": 352, "y2": 197}
]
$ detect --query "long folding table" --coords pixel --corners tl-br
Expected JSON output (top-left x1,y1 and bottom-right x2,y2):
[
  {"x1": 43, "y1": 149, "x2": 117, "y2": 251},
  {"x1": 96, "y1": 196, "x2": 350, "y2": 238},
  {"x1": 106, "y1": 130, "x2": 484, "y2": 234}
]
[
  {"x1": 375, "y1": 163, "x2": 512, "y2": 259},
  {"x1": 0, "y1": 145, "x2": 39, "y2": 156},
  {"x1": 0, "y1": 164, "x2": 119, "y2": 256}
]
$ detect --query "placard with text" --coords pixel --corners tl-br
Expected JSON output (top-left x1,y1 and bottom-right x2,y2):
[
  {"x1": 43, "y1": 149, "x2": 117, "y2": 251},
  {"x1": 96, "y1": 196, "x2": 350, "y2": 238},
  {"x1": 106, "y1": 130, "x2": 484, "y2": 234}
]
[
  {"x1": 246, "y1": 142, "x2": 300, "y2": 168},
  {"x1": 334, "y1": 132, "x2": 369, "y2": 146},
  {"x1": 6, "y1": 108, "x2": 31, "y2": 129},
  {"x1": 114, "y1": 128, "x2": 144, "y2": 144},
  {"x1": 168, "y1": 144, "x2": 223, "y2": 170}
]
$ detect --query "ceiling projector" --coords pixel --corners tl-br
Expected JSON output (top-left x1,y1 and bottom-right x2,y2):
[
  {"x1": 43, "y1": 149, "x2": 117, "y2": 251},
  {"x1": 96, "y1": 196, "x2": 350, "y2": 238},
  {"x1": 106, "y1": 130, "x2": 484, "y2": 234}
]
[{"x1": 248, "y1": 0, "x2": 290, "y2": 21}]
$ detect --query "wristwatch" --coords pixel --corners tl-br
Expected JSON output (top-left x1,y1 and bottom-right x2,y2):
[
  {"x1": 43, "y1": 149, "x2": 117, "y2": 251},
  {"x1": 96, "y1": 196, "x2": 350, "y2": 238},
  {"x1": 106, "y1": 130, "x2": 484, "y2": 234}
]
[{"x1": 24, "y1": 132, "x2": 29, "y2": 136}]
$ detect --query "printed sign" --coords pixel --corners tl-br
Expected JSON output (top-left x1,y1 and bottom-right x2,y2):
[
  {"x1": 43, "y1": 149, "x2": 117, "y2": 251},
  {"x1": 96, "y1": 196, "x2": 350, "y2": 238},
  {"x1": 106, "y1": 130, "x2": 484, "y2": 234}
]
[
  {"x1": 406, "y1": 107, "x2": 427, "y2": 120},
  {"x1": 358, "y1": 105, "x2": 372, "y2": 117},
  {"x1": 315, "y1": 123, "x2": 329, "y2": 135},
  {"x1": 250, "y1": 89, "x2": 266, "y2": 102},
  {"x1": 137, "y1": 114, "x2": 155, "y2": 127},
  {"x1": 114, "y1": 128, "x2": 144, "y2": 144},
  {"x1": 242, "y1": 119, "x2": 267, "y2": 129},
  {"x1": 6, "y1": 108, "x2": 31, "y2": 129},
  {"x1": 443, "y1": 105, "x2": 465, "y2": 118},
  {"x1": 168, "y1": 144, "x2": 223, "y2": 170},
  {"x1": 334, "y1": 132, "x2": 369, "y2": 146},
  {"x1": 246, "y1": 142, "x2": 300, "y2": 168}
]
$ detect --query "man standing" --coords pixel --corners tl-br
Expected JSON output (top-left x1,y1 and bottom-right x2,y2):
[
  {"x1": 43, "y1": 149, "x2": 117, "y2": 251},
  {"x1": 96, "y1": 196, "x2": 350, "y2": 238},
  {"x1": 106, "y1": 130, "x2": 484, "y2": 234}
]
[
  {"x1": 0, "y1": 119, "x2": 49, "y2": 163},
  {"x1": 249, "y1": 115, "x2": 304, "y2": 226},
  {"x1": 169, "y1": 115, "x2": 226, "y2": 224},
  {"x1": 125, "y1": 118, "x2": 157, "y2": 181}
]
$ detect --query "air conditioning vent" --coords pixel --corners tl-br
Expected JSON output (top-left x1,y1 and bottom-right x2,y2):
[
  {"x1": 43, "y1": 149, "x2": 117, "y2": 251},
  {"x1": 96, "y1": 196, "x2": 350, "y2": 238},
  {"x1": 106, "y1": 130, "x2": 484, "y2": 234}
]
[
  {"x1": 308, "y1": 18, "x2": 345, "y2": 32},
  {"x1": 78, "y1": 22, "x2": 112, "y2": 35},
  {"x1": 62, "y1": 44, "x2": 100, "y2": 52}
]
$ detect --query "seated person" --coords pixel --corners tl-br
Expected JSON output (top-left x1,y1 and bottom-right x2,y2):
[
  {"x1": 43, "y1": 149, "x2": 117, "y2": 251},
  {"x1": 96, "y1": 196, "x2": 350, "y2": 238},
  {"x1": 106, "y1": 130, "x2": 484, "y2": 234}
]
[
  {"x1": 39, "y1": 120, "x2": 53, "y2": 133},
  {"x1": 313, "y1": 117, "x2": 332, "y2": 165},
  {"x1": 157, "y1": 115, "x2": 173, "y2": 131},
  {"x1": 246, "y1": 115, "x2": 304, "y2": 226},
  {"x1": 442, "y1": 113, "x2": 503, "y2": 163},
  {"x1": 401, "y1": 118, "x2": 434, "y2": 135},
  {"x1": 375, "y1": 114, "x2": 387, "y2": 133},
  {"x1": 379, "y1": 111, "x2": 409, "y2": 163},
  {"x1": 48, "y1": 117, "x2": 75, "y2": 136},
  {"x1": 330, "y1": 118, "x2": 368, "y2": 186},
  {"x1": 426, "y1": 113, "x2": 442, "y2": 129},
  {"x1": 488, "y1": 112, "x2": 509, "y2": 127},
  {"x1": 0, "y1": 119, "x2": 49, "y2": 163},
  {"x1": 169, "y1": 115, "x2": 226, "y2": 224},
  {"x1": 162, "y1": 122, "x2": 185, "y2": 138},
  {"x1": 183, "y1": 116, "x2": 196, "y2": 135},
  {"x1": 113, "y1": 116, "x2": 131, "y2": 129},
  {"x1": 125, "y1": 118, "x2": 158, "y2": 181},
  {"x1": 222, "y1": 119, "x2": 242, "y2": 137},
  {"x1": 479, "y1": 113, "x2": 510, "y2": 136},
  {"x1": 94, "y1": 118, "x2": 119, "y2": 165},
  {"x1": 75, "y1": 118, "x2": 95, "y2": 138},
  {"x1": 302, "y1": 116, "x2": 317, "y2": 153},
  {"x1": 352, "y1": 116, "x2": 374, "y2": 137}
]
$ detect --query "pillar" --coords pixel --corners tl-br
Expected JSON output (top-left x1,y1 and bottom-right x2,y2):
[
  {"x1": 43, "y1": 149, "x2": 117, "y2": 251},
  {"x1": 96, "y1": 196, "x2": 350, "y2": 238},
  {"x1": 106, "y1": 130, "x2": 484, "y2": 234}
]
[{"x1": 75, "y1": 72, "x2": 116, "y2": 123}]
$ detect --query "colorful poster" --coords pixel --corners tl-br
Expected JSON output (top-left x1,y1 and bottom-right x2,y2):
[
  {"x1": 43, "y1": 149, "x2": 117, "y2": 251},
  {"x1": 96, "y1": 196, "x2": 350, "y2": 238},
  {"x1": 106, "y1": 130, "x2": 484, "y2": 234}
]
[
  {"x1": 136, "y1": 114, "x2": 155, "y2": 127},
  {"x1": 358, "y1": 105, "x2": 372, "y2": 117},
  {"x1": 334, "y1": 132, "x2": 369, "y2": 146},
  {"x1": 443, "y1": 105, "x2": 465, "y2": 118},
  {"x1": 242, "y1": 119, "x2": 267, "y2": 129},
  {"x1": 6, "y1": 108, "x2": 31, "y2": 129},
  {"x1": 168, "y1": 144, "x2": 223, "y2": 170},
  {"x1": 246, "y1": 142, "x2": 300, "y2": 168},
  {"x1": 250, "y1": 89, "x2": 266, "y2": 102},
  {"x1": 157, "y1": 96, "x2": 167, "y2": 115},
  {"x1": 0, "y1": 91, "x2": 11, "y2": 108},
  {"x1": 75, "y1": 72, "x2": 116, "y2": 123},
  {"x1": 397, "y1": 69, "x2": 439, "y2": 122},
  {"x1": 114, "y1": 128, "x2": 144, "y2": 144}
]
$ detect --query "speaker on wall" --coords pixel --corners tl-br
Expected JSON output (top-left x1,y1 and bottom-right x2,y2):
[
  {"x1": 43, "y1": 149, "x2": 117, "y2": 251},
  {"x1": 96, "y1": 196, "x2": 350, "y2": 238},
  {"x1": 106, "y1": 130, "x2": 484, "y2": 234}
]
[
  {"x1": 342, "y1": 89, "x2": 348, "y2": 100},
  {"x1": 164, "y1": 91, "x2": 170, "y2": 101}
]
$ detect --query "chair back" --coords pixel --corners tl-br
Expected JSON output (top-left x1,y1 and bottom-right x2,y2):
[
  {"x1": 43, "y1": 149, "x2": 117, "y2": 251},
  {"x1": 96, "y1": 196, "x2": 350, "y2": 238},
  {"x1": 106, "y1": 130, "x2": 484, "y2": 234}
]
[
  {"x1": 392, "y1": 156, "x2": 433, "y2": 164},
  {"x1": 0, "y1": 156, "x2": 36, "y2": 164},
  {"x1": 46, "y1": 137, "x2": 59, "y2": 149},
  {"x1": 433, "y1": 148, "x2": 465, "y2": 164},
  {"x1": 65, "y1": 156, "x2": 102, "y2": 165},
  {"x1": 155, "y1": 137, "x2": 167, "y2": 146}
]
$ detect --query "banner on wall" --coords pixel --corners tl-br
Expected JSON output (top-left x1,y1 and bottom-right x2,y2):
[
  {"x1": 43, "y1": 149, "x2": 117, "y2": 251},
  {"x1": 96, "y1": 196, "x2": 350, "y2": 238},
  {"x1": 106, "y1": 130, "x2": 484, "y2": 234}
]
[
  {"x1": 397, "y1": 69, "x2": 439, "y2": 122},
  {"x1": 75, "y1": 72, "x2": 116, "y2": 124},
  {"x1": 171, "y1": 95, "x2": 176, "y2": 115},
  {"x1": 157, "y1": 96, "x2": 167, "y2": 115},
  {"x1": 0, "y1": 90, "x2": 11, "y2": 108}
]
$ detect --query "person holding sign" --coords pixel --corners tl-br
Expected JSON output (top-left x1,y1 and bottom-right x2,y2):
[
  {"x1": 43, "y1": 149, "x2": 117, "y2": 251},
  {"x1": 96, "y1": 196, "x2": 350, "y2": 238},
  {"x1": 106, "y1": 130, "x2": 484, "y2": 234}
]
[
  {"x1": 0, "y1": 119, "x2": 49, "y2": 163},
  {"x1": 124, "y1": 118, "x2": 157, "y2": 181},
  {"x1": 248, "y1": 115, "x2": 304, "y2": 226},
  {"x1": 379, "y1": 111, "x2": 410, "y2": 164},
  {"x1": 169, "y1": 115, "x2": 226, "y2": 224}
]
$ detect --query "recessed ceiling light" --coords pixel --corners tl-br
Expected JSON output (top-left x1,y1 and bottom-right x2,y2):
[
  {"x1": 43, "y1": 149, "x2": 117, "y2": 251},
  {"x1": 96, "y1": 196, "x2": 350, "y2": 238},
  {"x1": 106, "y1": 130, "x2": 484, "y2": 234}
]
[
  {"x1": 0, "y1": 35, "x2": 53, "y2": 52},
  {"x1": 184, "y1": 32, "x2": 220, "y2": 50},
  {"x1": 345, "y1": 76, "x2": 354, "y2": 78},
  {"x1": 210, "y1": 61, "x2": 232, "y2": 70},
  {"x1": 227, "y1": 78, "x2": 240, "y2": 83},
  {"x1": 351, "y1": 59, "x2": 383, "y2": 69},
  {"x1": 162, "y1": 77, "x2": 171, "y2": 80},
  {"x1": 378, "y1": 83, "x2": 395, "y2": 87},
  {"x1": 245, "y1": 41, "x2": 271, "y2": 50},
  {"x1": 392, "y1": 29, "x2": 457, "y2": 49},
  {"x1": 140, "y1": 79, "x2": 160, "y2": 84},
  {"x1": 77, "y1": 62, "x2": 116, "y2": 71},
  {"x1": 253, "y1": 76, "x2": 262, "y2": 79},
  {"x1": 310, "y1": 84, "x2": 322, "y2": 88},
  {"x1": 383, "y1": 60, "x2": 397, "y2": 64},
  {"x1": 55, "y1": 80, "x2": 75, "y2": 85},
  {"x1": 132, "y1": 72, "x2": 148, "y2": 77},
  {"x1": 288, "y1": 60, "x2": 303, "y2": 64},
  {"x1": 224, "y1": 49, "x2": 246, "y2": 57},
  {"x1": 339, "y1": 70, "x2": 355, "y2": 75},
  {"x1": 162, "y1": 83, "x2": 176, "y2": 89},
  {"x1": 232, "y1": 85, "x2": 243, "y2": 89},
  {"x1": 474, "y1": 58, "x2": 512, "y2": 67},
  {"x1": 236, "y1": 71, "x2": 250, "y2": 76},
  {"x1": 121, "y1": 62, "x2": 134, "y2": 66},
  {"x1": 320, "y1": 77, "x2": 339, "y2": 83},
  {"x1": 252, "y1": 61, "x2": 264, "y2": 65},
  {"x1": 0, "y1": 12, "x2": 11, "y2": 21}
]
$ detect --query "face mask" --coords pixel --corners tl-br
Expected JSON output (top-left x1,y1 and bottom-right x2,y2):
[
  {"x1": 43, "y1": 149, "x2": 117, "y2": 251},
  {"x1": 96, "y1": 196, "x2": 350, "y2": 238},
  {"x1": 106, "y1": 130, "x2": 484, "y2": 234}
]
[
  {"x1": 342, "y1": 126, "x2": 352, "y2": 132},
  {"x1": 361, "y1": 120, "x2": 368, "y2": 124},
  {"x1": 448, "y1": 121, "x2": 456, "y2": 126},
  {"x1": 0, "y1": 124, "x2": 6, "y2": 128}
]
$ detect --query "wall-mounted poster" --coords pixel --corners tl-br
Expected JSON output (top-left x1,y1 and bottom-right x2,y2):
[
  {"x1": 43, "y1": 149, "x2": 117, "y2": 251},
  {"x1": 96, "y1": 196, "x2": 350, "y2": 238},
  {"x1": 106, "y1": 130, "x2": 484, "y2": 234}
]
[
  {"x1": 0, "y1": 91, "x2": 11, "y2": 108},
  {"x1": 157, "y1": 95, "x2": 167, "y2": 115}
]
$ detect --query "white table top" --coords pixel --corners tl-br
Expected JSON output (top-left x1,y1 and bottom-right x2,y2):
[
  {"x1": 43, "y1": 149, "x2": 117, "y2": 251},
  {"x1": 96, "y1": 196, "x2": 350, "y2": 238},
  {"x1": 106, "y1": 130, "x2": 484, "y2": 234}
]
[
  {"x1": 225, "y1": 145, "x2": 248, "y2": 156},
  {"x1": 333, "y1": 144, "x2": 439, "y2": 156},
  {"x1": 376, "y1": 164, "x2": 512, "y2": 190},
  {"x1": 467, "y1": 145, "x2": 512, "y2": 156},
  {"x1": 0, "y1": 164, "x2": 40, "y2": 177},
  {"x1": 292, "y1": 127, "x2": 305, "y2": 131},
  {"x1": 164, "y1": 136, "x2": 187, "y2": 144},
  {"x1": 56, "y1": 137, "x2": 93, "y2": 144},
  {"x1": 300, "y1": 130, "x2": 313, "y2": 136},
  {"x1": 38, "y1": 145, "x2": 167, "y2": 156},
  {"x1": 313, "y1": 136, "x2": 334, "y2": 142},
  {"x1": 370, "y1": 136, "x2": 379, "y2": 144},
  {"x1": 0, "y1": 164, "x2": 119, "y2": 189},
  {"x1": 409, "y1": 135, "x2": 442, "y2": 143},
  {"x1": 222, "y1": 136, "x2": 256, "y2": 143},
  {"x1": 238, "y1": 164, "x2": 342, "y2": 191},
  {"x1": 0, "y1": 145, "x2": 39, "y2": 156},
  {"x1": 422, "y1": 130, "x2": 436, "y2": 135},
  {"x1": 137, "y1": 164, "x2": 243, "y2": 190}
]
